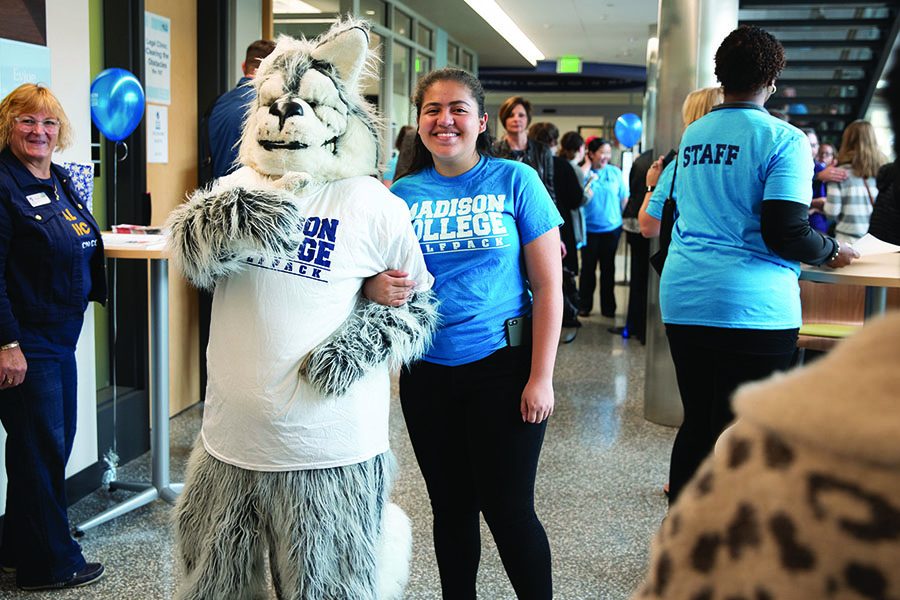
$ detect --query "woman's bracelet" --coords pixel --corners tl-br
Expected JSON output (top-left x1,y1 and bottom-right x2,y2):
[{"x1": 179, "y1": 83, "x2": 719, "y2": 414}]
[
  {"x1": 827, "y1": 238, "x2": 841, "y2": 263},
  {"x1": 0, "y1": 341, "x2": 19, "y2": 351}
]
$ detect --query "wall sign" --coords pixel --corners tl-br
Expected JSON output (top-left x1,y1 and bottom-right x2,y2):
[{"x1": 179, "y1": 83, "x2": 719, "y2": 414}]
[{"x1": 144, "y1": 11, "x2": 171, "y2": 105}]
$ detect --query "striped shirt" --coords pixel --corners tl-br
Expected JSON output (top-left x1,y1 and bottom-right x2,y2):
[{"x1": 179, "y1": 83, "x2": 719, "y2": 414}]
[{"x1": 824, "y1": 164, "x2": 878, "y2": 243}]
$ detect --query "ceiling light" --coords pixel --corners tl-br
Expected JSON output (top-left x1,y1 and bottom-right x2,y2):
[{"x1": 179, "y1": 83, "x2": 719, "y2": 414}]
[
  {"x1": 461, "y1": 0, "x2": 544, "y2": 65},
  {"x1": 273, "y1": 0, "x2": 322, "y2": 14}
]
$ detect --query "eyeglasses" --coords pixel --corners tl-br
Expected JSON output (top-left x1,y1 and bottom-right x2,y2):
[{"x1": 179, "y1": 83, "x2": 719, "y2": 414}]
[{"x1": 14, "y1": 116, "x2": 61, "y2": 134}]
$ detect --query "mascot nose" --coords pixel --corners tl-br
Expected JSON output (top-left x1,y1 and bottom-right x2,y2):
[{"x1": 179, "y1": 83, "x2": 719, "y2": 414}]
[{"x1": 269, "y1": 100, "x2": 304, "y2": 131}]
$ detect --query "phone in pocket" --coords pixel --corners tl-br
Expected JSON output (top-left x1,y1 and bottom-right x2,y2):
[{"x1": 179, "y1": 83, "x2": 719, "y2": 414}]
[{"x1": 505, "y1": 316, "x2": 531, "y2": 347}]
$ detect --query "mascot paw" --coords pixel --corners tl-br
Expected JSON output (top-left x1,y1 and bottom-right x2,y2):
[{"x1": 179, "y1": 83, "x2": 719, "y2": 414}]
[
  {"x1": 300, "y1": 333, "x2": 386, "y2": 397},
  {"x1": 274, "y1": 171, "x2": 313, "y2": 194}
]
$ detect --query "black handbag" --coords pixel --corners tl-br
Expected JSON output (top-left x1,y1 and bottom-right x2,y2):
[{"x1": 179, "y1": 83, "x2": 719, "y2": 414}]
[{"x1": 649, "y1": 159, "x2": 678, "y2": 276}]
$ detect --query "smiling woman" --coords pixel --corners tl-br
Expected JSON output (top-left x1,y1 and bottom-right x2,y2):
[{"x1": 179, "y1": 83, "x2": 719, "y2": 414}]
[
  {"x1": 364, "y1": 67, "x2": 563, "y2": 598},
  {"x1": 0, "y1": 83, "x2": 107, "y2": 591}
]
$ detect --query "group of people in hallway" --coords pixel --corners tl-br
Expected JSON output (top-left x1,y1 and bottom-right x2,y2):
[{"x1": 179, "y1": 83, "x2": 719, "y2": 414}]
[{"x1": 1, "y1": 18, "x2": 899, "y2": 599}]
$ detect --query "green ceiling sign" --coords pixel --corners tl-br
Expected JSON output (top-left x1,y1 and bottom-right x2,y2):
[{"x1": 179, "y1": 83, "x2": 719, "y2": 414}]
[{"x1": 557, "y1": 56, "x2": 582, "y2": 74}]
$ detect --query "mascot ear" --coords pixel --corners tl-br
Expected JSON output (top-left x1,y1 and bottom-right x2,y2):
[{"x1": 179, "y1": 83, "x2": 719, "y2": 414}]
[{"x1": 313, "y1": 22, "x2": 369, "y2": 89}]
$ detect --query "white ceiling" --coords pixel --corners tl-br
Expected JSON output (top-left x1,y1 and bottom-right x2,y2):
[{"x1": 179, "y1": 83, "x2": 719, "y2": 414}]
[
  {"x1": 396, "y1": 0, "x2": 660, "y2": 68},
  {"x1": 275, "y1": 0, "x2": 661, "y2": 68}
]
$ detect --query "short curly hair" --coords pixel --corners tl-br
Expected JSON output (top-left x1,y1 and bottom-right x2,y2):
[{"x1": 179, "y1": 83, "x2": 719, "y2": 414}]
[
  {"x1": 0, "y1": 83, "x2": 73, "y2": 153},
  {"x1": 714, "y1": 26, "x2": 785, "y2": 95}
]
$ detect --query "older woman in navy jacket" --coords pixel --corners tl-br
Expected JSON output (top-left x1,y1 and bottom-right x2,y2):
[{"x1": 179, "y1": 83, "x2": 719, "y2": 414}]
[{"x1": 0, "y1": 83, "x2": 106, "y2": 590}]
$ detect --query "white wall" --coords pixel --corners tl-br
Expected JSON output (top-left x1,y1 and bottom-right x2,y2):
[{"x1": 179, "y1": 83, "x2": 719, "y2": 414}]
[
  {"x1": 230, "y1": 0, "x2": 263, "y2": 83},
  {"x1": 0, "y1": 0, "x2": 96, "y2": 514}
]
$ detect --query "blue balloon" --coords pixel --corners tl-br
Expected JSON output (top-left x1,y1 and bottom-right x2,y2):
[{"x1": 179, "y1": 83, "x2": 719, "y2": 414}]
[
  {"x1": 90, "y1": 68, "x2": 145, "y2": 142},
  {"x1": 614, "y1": 113, "x2": 643, "y2": 148}
]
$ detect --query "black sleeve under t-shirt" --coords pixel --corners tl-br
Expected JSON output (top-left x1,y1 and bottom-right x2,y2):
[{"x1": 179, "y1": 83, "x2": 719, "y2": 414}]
[{"x1": 760, "y1": 200, "x2": 837, "y2": 265}]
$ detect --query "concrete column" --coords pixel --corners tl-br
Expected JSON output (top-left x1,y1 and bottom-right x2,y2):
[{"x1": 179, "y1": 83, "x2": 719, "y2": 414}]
[{"x1": 643, "y1": 0, "x2": 738, "y2": 426}]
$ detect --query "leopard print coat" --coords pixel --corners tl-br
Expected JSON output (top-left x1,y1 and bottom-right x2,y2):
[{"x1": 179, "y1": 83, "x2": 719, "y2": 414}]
[{"x1": 634, "y1": 311, "x2": 900, "y2": 600}]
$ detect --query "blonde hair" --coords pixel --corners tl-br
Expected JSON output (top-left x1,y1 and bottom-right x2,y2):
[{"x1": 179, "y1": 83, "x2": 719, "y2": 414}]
[
  {"x1": 681, "y1": 86, "x2": 723, "y2": 129},
  {"x1": 836, "y1": 120, "x2": 886, "y2": 179},
  {"x1": 0, "y1": 83, "x2": 73, "y2": 153}
]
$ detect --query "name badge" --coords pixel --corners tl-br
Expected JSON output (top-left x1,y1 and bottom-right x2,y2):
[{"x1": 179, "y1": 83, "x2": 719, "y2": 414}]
[{"x1": 26, "y1": 192, "x2": 51, "y2": 207}]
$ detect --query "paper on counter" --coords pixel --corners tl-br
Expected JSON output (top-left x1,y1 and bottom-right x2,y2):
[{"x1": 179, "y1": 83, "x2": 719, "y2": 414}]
[
  {"x1": 102, "y1": 232, "x2": 168, "y2": 250},
  {"x1": 850, "y1": 233, "x2": 900, "y2": 257}
]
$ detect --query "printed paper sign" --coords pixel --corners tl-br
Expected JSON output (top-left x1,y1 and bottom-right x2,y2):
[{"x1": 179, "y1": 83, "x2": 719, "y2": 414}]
[{"x1": 144, "y1": 12, "x2": 171, "y2": 105}]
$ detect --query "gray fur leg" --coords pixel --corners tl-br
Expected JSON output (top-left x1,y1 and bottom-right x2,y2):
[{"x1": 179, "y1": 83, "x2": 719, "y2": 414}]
[
  {"x1": 166, "y1": 185, "x2": 305, "y2": 290},
  {"x1": 301, "y1": 290, "x2": 439, "y2": 397},
  {"x1": 174, "y1": 441, "x2": 268, "y2": 600},
  {"x1": 260, "y1": 452, "x2": 398, "y2": 600}
]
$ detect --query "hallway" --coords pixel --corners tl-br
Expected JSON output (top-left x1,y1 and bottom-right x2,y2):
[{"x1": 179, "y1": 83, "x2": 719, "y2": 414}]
[{"x1": 0, "y1": 290, "x2": 675, "y2": 599}]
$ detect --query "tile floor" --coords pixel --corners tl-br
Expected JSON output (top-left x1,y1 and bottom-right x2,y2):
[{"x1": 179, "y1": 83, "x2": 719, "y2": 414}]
[{"x1": 0, "y1": 286, "x2": 677, "y2": 599}]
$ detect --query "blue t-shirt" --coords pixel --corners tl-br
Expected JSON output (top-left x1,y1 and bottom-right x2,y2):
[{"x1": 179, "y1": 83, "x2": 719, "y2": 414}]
[
  {"x1": 647, "y1": 160, "x2": 677, "y2": 220},
  {"x1": 660, "y1": 103, "x2": 813, "y2": 329},
  {"x1": 391, "y1": 156, "x2": 562, "y2": 366},
  {"x1": 583, "y1": 164, "x2": 628, "y2": 233}
]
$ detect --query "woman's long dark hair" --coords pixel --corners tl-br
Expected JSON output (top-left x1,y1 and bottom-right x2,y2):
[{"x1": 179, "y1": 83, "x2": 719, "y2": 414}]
[{"x1": 395, "y1": 68, "x2": 493, "y2": 180}]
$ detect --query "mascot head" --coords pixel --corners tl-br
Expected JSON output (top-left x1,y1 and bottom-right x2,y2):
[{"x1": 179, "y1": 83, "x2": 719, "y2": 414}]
[{"x1": 238, "y1": 19, "x2": 381, "y2": 181}]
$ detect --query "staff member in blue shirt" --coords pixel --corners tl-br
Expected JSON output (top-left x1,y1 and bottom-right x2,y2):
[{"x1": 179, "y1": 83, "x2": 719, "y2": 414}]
[
  {"x1": 0, "y1": 84, "x2": 106, "y2": 590},
  {"x1": 579, "y1": 137, "x2": 628, "y2": 318},
  {"x1": 654, "y1": 26, "x2": 857, "y2": 505},
  {"x1": 366, "y1": 68, "x2": 562, "y2": 599}
]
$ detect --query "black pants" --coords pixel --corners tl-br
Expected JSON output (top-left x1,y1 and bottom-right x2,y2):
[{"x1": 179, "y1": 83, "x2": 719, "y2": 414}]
[
  {"x1": 400, "y1": 346, "x2": 552, "y2": 600},
  {"x1": 625, "y1": 232, "x2": 649, "y2": 342},
  {"x1": 665, "y1": 324, "x2": 797, "y2": 504},
  {"x1": 560, "y1": 219, "x2": 579, "y2": 275},
  {"x1": 579, "y1": 228, "x2": 621, "y2": 317}
]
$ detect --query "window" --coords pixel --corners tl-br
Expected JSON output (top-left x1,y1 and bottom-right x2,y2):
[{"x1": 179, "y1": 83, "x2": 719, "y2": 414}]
[
  {"x1": 392, "y1": 42, "x2": 413, "y2": 126},
  {"x1": 415, "y1": 51, "x2": 431, "y2": 80},
  {"x1": 461, "y1": 50, "x2": 474, "y2": 72},
  {"x1": 359, "y1": 0, "x2": 386, "y2": 26},
  {"x1": 447, "y1": 41, "x2": 459, "y2": 65},
  {"x1": 416, "y1": 23, "x2": 432, "y2": 49},
  {"x1": 392, "y1": 8, "x2": 412, "y2": 39}
]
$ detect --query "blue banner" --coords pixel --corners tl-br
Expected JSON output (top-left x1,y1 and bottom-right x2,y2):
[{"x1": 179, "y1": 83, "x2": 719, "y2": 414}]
[{"x1": 0, "y1": 38, "x2": 51, "y2": 99}]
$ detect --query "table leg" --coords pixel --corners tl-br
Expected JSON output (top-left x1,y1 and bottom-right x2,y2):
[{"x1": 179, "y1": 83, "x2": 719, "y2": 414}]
[
  {"x1": 75, "y1": 257, "x2": 183, "y2": 535},
  {"x1": 865, "y1": 286, "x2": 887, "y2": 319}
]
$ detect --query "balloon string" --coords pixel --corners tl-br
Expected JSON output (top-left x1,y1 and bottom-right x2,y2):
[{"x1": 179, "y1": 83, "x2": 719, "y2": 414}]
[{"x1": 110, "y1": 141, "x2": 120, "y2": 460}]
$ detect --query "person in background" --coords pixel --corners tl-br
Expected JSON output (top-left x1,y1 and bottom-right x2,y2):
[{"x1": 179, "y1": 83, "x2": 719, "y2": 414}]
[
  {"x1": 529, "y1": 122, "x2": 586, "y2": 332},
  {"x1": 639, "y1": 85, "x2": 723, "y2": 497},
  {"x1": 639, "y1": 86, "x2": 724, "y2": 239},
  {"x1": 0, "y1": 83, "x2": 107, "y2": 590},
  {"x1": 803, "y1": 128, "x2": 830, "y2": 234},
  {"x1": 493, "y1": 96, "x2": 556, "y2": 203},
  {"x1": 644, "y1": 26, "x2": 857, "y2": 506},
  {"x1": 614, "y1": 148, "x2": 656, "y2": 343},
  {"x1": 366, "y1": 68, "x2": 562, "y2": 599},
  {"x1": 382, "y1": 124, "x2": 415, "y2": 187},
  {"x1": 557, "y1": 131, "x2": 590, "y2": 272},
  {"x1": 634, "y1": 45, "x2": 900, "y2": 599},
  {"x1": 824, "y1": 119, "x2": 888, "y2": 243},
  {"x1": 578, "y1": 137, "x2": 628, "y2": 319},
  {"x1": 206, "y1": 39, "x2": 276, "y2": 179},
  {"x1": 869, "y1": 49, "x2": 900, "y2": 244}
]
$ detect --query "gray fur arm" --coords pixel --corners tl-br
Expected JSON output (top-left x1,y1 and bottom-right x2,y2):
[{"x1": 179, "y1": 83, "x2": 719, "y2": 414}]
[
  {"x1": 300, "y1": 290, "x2": 439, "y2": 397},
  {"x1": 166, "y1": 185, "x2": 304, "y2": 290}
]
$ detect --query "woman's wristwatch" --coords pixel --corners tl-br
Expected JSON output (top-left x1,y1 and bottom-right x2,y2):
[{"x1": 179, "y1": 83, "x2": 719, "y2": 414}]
[
  {"x1": 0, "y1": 341, "x2": 19, "y2": 351},
  {"x1": 646, "y1": 185, "x2": 656, "y2": 193}
]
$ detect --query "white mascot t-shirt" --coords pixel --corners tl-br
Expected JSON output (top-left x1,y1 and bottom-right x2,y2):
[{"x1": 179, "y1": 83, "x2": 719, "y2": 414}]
[{"x1": 201, "y1": 169, "x2": 433, "y2": 471}]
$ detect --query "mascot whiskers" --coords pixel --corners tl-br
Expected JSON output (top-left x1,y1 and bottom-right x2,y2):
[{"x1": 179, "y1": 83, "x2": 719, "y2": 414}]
[{"x1": 167, "y1": 19, "x2": 437, "y2": 600}]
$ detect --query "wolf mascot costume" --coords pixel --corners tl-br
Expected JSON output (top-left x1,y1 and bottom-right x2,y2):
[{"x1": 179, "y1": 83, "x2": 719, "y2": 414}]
[{"x1": 167, "y1": 19, "x2": 437, "y2": 600}]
